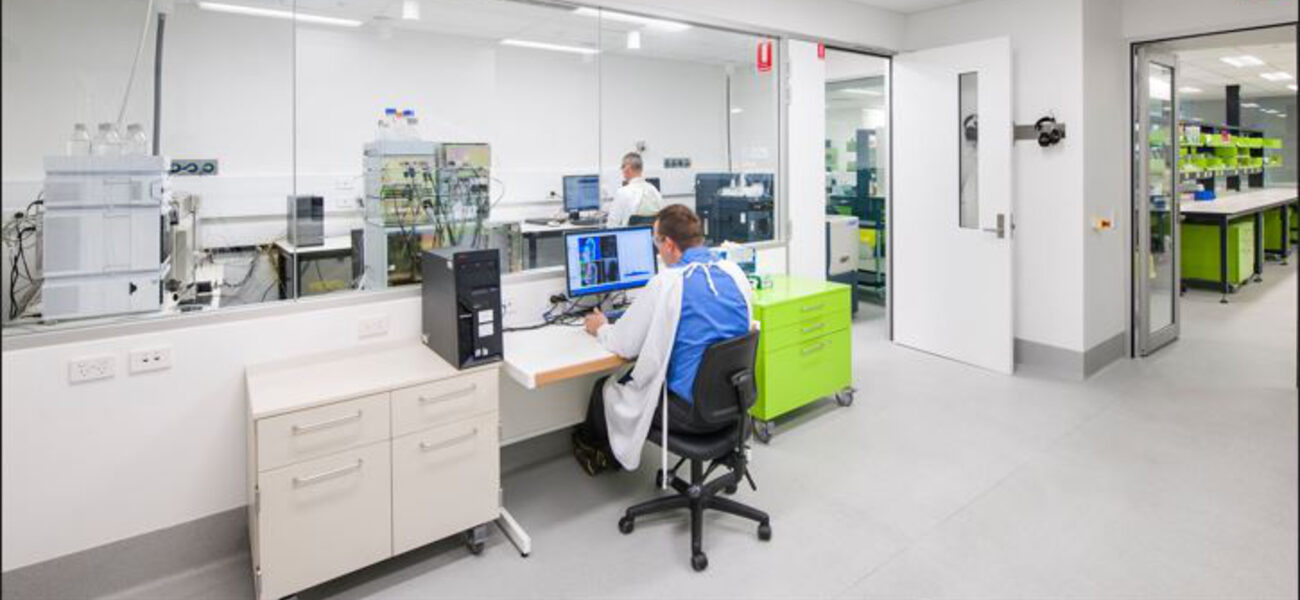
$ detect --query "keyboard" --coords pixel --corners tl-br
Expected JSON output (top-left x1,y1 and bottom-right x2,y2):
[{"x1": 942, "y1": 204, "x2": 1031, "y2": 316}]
[
  {"x1": 570, "y1": 218, "x2": 604, "y2": 226},
  {"x1": 525, "y1": 218, "x2": 560, "y2": 226},
  {"x1": 605, "y1": 309, "x2": 625, "y2": 324}
]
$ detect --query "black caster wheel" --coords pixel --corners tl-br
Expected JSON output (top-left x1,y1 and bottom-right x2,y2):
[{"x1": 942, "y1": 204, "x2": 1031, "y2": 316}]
[
  {"x1": 463, "y1": 529, "x2": 486, "y2": 555},
  {"x1": 691, "y1": 552, "x2": 709, "y2": 572},
  {"x1": 758, "y1": 522, "x2": 772, "y2": 541},
  {"x1": 754, "y1": 421, "x2": 773, "y2": 444},
  {"x1": 655, "y1": 469, "x2": 664, "y2": 488},
  {"x1": 618, "y1": 516, "x2": 635, "y2": 535},
  {"x1": 467, "y1": 541, "x2": 485, "y2": 555},
  {"x1": 724, "y1": 484, "x2": 738, "y2": 495},
  {"x1": 835, "y1": 389, "x2": 855, "y2": 407}
]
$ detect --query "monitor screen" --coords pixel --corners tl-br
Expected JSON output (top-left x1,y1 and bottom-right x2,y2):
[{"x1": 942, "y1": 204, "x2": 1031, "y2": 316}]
[
  {"x1": 564, "y1": 226, "x2": 657, "y2": 297},
  {"x1": 563, "y1": 175, "x2": 601, "y2": 212}
]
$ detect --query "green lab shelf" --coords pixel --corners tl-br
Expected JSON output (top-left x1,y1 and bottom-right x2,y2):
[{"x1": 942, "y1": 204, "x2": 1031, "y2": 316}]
[{"x1": 1181, "y1": 219, "x2": 1255, "y2": 286}]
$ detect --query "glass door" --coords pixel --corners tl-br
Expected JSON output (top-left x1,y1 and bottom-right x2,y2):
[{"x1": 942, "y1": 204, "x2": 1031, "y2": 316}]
[{"x1": 1133, "y1": 46, "x2": 1180, "y2": 355}]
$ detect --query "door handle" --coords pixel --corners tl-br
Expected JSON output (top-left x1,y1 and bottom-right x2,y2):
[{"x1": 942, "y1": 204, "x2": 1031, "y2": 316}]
[{"x1": 982, "y1": 213, "x2": 1007, "y2": 239}]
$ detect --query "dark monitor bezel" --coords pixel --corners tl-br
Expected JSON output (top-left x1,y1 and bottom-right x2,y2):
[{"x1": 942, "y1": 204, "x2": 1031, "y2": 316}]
[{"x1": 562, "y1": 174, "x2": 601, "y2": 213}]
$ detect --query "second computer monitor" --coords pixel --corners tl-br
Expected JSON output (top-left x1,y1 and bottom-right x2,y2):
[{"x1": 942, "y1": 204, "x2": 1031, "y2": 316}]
[
  {"x1": 564, "y1": 226, "x2": 657, "y2": 297},
  {"x1": 563, "y1": 175, "x2": 601, "y2": 214}
]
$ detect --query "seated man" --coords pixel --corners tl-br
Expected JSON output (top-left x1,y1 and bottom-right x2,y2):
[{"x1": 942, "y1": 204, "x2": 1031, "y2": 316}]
[{"x1": 573, "y1": 204, "x2": 752, "y2": 475}]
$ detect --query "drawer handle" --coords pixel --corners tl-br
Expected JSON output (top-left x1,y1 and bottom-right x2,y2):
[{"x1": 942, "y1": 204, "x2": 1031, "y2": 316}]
[
  {"x1": 291, "y1": 411, "x2": 363, "y2": 435},
  {"x1": 800, "y1": 303, "x2": 825, "y2": 313},
  {"x1": 419, "y1": 385, "x2": 477, "y2": 405},
  {"x1": 801, "y1": 322, "x2": 826, "y2": 334},
  {"x1": 293, "y1": 459, "x2": 363, "y2": 487},
  {"x1": 420, "y1": 428, "x2": 478, "y2": 452},
  {"x1": 801, "y1": 342, "x2": 828, "y2": 356}
]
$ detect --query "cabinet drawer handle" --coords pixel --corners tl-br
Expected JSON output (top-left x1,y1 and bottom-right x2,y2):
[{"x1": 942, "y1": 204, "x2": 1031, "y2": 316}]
[
  {"x1": 293, "y1": 459, "x2": 363, "y2": 487},
  {"x1": 800, "y1": 303, "x2": 825, "y2": 313},
  {"x1": 801, "y1": 342, "x2": 828, "y2": 356},
  {"x1": 420, "y1": 428, "x2": 478, "y2": 452},
  {"x1": 419, "y1": 385, "x2": 477, "y2": 405},
  {"x1": 801, "y1": 322, "x2": 826, "y2": 334},
  {"x1": 291, "y1": 411, "x2": 363, "y2": 435}
]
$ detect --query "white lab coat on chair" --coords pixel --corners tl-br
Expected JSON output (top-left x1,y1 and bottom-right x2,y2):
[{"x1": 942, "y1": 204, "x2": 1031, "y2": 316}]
[
  {"x1": 595, "y1": 258, "x2": 754, "y2": 470},
  {"x1": 606, "y1": 177, "x2": 663, "y2": 228}
]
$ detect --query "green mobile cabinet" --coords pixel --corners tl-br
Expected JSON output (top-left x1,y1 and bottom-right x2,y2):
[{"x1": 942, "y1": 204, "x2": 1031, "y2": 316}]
[
  {"x1": 1264, "y1": 205, "x2": 1298, "y2": 251},
  {"x1": 750, "y1": 276, "x2": 854, "y2": 442},
  {"x1": 1181, "y1": 219, "x2": 1255, "y2": 287}
]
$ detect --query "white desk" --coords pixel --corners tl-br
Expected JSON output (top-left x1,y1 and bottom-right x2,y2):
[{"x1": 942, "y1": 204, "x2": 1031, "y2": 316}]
[
  {"x1": 273, "y1": 235, "x2": 353, "y2": 256},
  {"x1": 503, "y1": 325, "x2": 627, "y2": 389}
]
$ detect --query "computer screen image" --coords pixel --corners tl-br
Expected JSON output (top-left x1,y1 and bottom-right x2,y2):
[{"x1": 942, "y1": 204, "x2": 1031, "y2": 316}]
[
  {"x1": 563, "y1": 175, "x2": 601, "y2": 213},
  {"x1": 565, "y1": 226, "x2": 657, "y2": 297}
]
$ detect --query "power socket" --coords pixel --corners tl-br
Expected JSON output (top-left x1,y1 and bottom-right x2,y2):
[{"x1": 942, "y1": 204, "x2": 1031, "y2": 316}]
[
  {"x1": 69, "y1": 355, "x2": 116, "y2": 384},
  {"x1": 129, "y1": 346, "x2": 173, "y2": 374},
  {"x1": 358, "y1": 314, "x2": 390, "y2": 338}
]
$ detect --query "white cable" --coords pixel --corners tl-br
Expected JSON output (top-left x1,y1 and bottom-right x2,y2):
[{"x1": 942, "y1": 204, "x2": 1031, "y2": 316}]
[{"x1": 116, "y1": 0, "x2": 156, "y2": 129}]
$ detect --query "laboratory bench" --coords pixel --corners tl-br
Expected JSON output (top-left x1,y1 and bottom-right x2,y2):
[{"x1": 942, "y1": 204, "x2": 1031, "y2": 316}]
[{"x1": 1179, "y1": 188, "x2": 1298, "y2": 302}]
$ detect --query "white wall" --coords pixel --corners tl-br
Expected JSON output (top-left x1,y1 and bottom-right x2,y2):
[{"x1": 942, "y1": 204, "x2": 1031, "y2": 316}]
[
  {"x1": 1122, "y1": 0, "x2": 1299, "y2": 41},
  {"x1": 785, "y1": 39, "x2": 828, "y2": 280},
  {"x1": 904, "y1": 0, "x2": 1089, "y2": 353}
]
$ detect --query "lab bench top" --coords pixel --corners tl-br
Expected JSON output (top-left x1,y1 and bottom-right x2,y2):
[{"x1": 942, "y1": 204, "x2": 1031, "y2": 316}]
[
  {"x1": 1179, "y1": 188, "x2": 1298, "y2": 217},
  {"x1": 751, "y1": 275, "x2": 852, "y2": 307},
  {"x1": 245, "y1": 341, "x2": 497, "y2": 419},
  {"x1": 502, "y1": 324, "x2": 627, "y2": 389},
  {"x1": 517, "y1": 221, "x2": 604, "y2": 235},
  {"x1": 273, "y1": 235, "x2": 352, "y2": 255}
]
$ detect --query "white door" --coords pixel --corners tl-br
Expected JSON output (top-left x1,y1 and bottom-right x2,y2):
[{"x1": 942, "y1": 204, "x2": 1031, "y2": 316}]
[{"x1": 893, "y1": 37, "x2": 1014, "y2": 373}]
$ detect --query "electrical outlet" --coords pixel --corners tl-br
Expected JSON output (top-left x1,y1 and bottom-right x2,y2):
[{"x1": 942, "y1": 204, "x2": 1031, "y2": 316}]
[
  {"x1": 69, "y1": 355, "x2": 116, "y2": 383},
  {"x1": 129, "y1": 346, "x2": 173, "y2": 374},
  {"x1": 358, "y1": 315, "x2": 390, "y2": 338}
]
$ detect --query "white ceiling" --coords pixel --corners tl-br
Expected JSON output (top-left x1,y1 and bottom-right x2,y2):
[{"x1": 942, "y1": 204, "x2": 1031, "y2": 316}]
[
  {"x1": 1176, "y1": 42, "x2": 1297, "y2": 100},
  {"x1": 841, "y1": 0, "x2": 970, "y2": 14}
]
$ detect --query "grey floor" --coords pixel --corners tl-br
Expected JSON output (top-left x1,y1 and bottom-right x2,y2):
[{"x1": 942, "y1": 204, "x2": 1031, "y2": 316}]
[{"x1": 113, "y1": 262, "x2": 1297, "y2": 600}]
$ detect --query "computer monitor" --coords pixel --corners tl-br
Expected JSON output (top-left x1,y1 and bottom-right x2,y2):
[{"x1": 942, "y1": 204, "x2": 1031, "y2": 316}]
[
  {"x1": 563, "y1": 175, "x2": 601, "y2": 216},
  {"x1": 645, "y1": 177, "x2": 661, "y2": 191},
  {"x1": 564, "y1": 226, "x2": 657, "y2": 297}
]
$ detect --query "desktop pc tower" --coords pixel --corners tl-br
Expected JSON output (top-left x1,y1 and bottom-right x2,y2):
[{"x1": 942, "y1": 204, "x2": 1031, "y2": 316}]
[{"x1": 421, "y1": 247, "x2": 503, "y2": 369}]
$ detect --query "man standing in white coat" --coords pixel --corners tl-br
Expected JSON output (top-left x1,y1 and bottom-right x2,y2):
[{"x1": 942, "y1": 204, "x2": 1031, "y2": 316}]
[
  {"x1": 605, "y1": 152, "x2": 664, "y2": 228},
  {"x1": 573, "y1": 205, "x2": 753, "y2": 475}
]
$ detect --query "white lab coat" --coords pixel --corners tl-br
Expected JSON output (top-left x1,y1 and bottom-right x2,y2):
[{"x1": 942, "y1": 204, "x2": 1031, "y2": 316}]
[
  {"x1": 606, "y1": 177, "x2": 663, "y2": 228},
  {"x1": 595, "y1": 258, "x2": 754, "y2": 470}
]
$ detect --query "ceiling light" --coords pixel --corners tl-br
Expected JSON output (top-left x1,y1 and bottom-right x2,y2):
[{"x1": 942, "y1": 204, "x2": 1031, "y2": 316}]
[
  {"x1": 401, "y1": 0, "x2": 420, "y2": 21},
  {"x1": 841, "y1": 88, "x2": 882, "y2": 96},
  {"x1": 1178, "y1": 86, "x2": 1202, "y2": 93},
  {"x1": 730, "y1": 107, "x2": 743, "y2": 114},
  {"x1": 196, "y1": 2, "x2": 362, "y2": 27},
  {"x1": 573, "y1": 7, "x2": 690, "y2": 32},
  {"x1": 1242, "y1": 102, "x2": 1260, "y2": 108},
  {"x1": 1220, "y1": 55, "x2": 1265, "y2": 67},
  {"x1": 1259, "y1": 72, "x2": 1293, "y2": 82},
  {"x1": 1261, "y1": 108, "x2": 1278, "y2": 114},
  {"x1": 1278, "y1": 114, "x2": 1288, "y2": 118},
  {"x1": 626, "y1": 30, "x2": 641, "y2": 50},
  {"x1": 1288, "y1": 84, "x2": 1298, "y2": 91},
  {"x1": 500, "y1": 39, "x2": 600, "y2": 55}
]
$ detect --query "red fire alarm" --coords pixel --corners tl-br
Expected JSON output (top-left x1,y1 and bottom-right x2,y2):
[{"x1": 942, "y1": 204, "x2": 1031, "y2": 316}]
[
  {"x1": 818, "y1": 43, "x2": 826, "y2": 59},
  {"x1": 756, "y1": 41, "x2": 773, "y2": 72}
]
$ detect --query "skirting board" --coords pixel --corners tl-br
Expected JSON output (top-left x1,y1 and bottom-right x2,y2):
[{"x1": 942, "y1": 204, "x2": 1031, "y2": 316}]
[{"x1": 1015, "y1": 332, "x2": 1126, "y2": 380}]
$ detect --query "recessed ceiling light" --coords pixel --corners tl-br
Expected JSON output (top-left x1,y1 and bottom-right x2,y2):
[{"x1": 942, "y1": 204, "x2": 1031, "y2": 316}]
[
  {"x1": 626, "y1": 30, "x2": 641, "y2": 50},
  {"x1": 1259, "y1": 72, "x2": 1293, "y2": 82},
  {"x1": 572, "y1": 7, "x2": 690, "y2": 32},
  {"x1": 1288, "y1": 84, "x2": 1298, "y2": 91},
  {"x1": 841, "y1": 88, "x2": 882, "y2": 96},
  {"x1": 730, "y1": 107, "x2": 743, "y2": 114},
  {"x1": 401, "y1": 0, "x2": 420, "y2": 21},
  {"x1": 500, "y1": 39, "x2": 600, "y2": 55},
  {"x1": 1220, "y1": 55, "x2": 1265, "y2": 67},
  {"x1": 1278, "y1": 114, "x2": 1288, "y2": 118},
  {"x1": 1242, "y1": 102, "x2": 1260, "y2": 108},
  {"x1": 1178, "y1": 86, "x2": 1202, "y2": 93},
  {"x1": 196, "y1": 1, "x2": 362, "y2": 27}
]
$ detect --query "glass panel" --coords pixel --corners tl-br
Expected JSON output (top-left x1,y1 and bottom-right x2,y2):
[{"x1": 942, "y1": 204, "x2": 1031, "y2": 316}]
[
  {"x1": 958, "y1": 71, "x2": 979, "y2": 229},
  {"x1": 598, "y1": 15, "x2": 778, "y2": 245},
  {"x1": 824, "y1": 49, "x2": 889, "y2": 304},
  {"x1": 1146, "y1": 62, "x2": 1176, "y2": 333}
]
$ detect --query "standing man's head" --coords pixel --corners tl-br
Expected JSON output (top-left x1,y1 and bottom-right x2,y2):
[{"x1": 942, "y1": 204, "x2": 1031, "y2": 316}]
[
  {"x1": 652, "y1": 204, "x2": 704, "y2": 266},
  {"x1": 620, "y1": 152, "x2": 644, "y2": 183}
]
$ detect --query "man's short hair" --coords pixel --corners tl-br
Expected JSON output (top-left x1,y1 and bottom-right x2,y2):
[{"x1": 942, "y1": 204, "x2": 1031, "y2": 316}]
[
  {"x1": 622, "y1": 152, "x2": 644, "y2": 173},
  {"x1": 654, "y1": 204, "x2": 703, "y2": 249}
]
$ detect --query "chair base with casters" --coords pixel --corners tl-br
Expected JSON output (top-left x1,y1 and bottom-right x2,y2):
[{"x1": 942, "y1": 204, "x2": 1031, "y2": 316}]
[{"x1": 616, "y1": 332, "x2": 770, "y2": 572}]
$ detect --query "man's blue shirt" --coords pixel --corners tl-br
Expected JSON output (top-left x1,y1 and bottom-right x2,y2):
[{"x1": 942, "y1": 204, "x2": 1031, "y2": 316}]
[{"x1": 667, "y1": 247, "x2": 750, "y2": 403}]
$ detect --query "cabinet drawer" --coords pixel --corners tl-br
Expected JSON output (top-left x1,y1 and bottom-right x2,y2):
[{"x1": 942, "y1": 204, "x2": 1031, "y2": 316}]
[
  {"x1": 256, "y1": 393, "x2": 389, "y2": 472},
  {"x1": 757, "y1": 287, "x2": 848, "y2": 330},
  {"x1": 762, "y1": 309, "x2": 851, "y2": 353},
  {"x1": 392, "y1": 412, "x2": 500, "y2": 555},
  {"x1": 755, "y1": 328, "x2": 852, "y2": 420},
  {"x1": 392, "y1": 371, "x2": 497, "y2": 437},
  {"x1": 256, "y1": 441, "x2": 391, "y2": 600}
]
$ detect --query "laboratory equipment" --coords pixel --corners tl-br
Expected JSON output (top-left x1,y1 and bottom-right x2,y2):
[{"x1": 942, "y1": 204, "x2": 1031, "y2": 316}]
[
  {"x1": 125, "y1": 124, "x2": 149, "y2": 155},
  {"x1": 826, "y1": 215, "x2": 860, "y2": 315},
  {"x1": 563, "y1": 174, "x2": 601, "y2": 221},
  {"x1": 92, "y1": 123, "x2": 122, "y2": 157},
  {"x1": 695, "y1": 172, "x2": 775, "y2": 244},
  {"x1": 66, "y1": 124, "x2": 91, "y2": 156},
  {"x1": 287, "y1": 195, "x2": 324, "y2": 247},
  {"x1": 564, "y1": 226, "x2": 657, "y2": 297},
  {"x1": 40, "y1": 154, "x2": 168, "y2": 320},
  {"x1": 421, "y1": 247, "x2": 502, "y2": 369}
]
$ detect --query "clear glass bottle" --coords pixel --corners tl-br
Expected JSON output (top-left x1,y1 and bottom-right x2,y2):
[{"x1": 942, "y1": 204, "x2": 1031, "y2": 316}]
[
  {"x1": 92, "y1": 122, "x2": 122, "y2": 156},
  {"x1": 404, "y1": 110, "x2": 420, "y2": 141},
  {"x1": 376, "y1": 118, "x2": 391, "y2": 142},
  {"x1": 125, "y1": 123, "x2": 148, "y2": 155},
  {"x1": 66, "y1": 123, "x2": 92, "y2": 156}
]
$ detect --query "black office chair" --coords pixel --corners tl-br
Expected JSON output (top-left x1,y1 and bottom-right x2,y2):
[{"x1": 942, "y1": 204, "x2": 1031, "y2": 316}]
[
  {"x1": 617, "y1": 331, "x2": 770, "y2": 571},
  {"x1": 627, "y1": 214, "x2": 657, "y2": 226}
]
